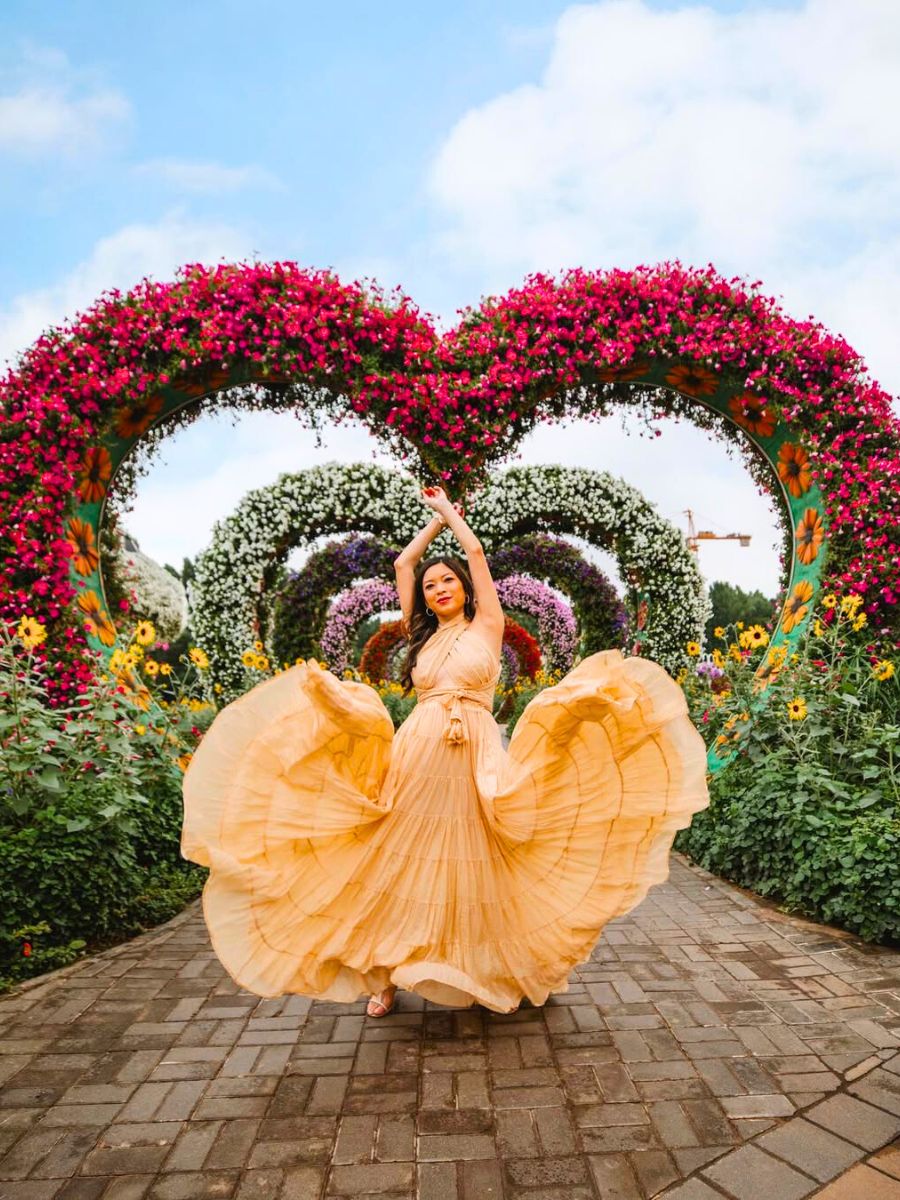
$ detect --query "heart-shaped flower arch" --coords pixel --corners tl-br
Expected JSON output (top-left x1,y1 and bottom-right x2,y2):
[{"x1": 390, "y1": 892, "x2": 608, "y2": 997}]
[{"x1": 2, "y1": 260, "x2": 898, "y2": 731}]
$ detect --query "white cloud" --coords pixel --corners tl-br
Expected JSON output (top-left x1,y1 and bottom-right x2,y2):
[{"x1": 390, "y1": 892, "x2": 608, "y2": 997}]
[
  {"x1": 0, "y1": 47, "x2": 130, "y2": 156},
  {"x1": 0, "y1": 211, "x2": 254, "y2": 368},
  {"x1": 134, "y1": 158, "x2": 283, "y2": 194},
  {"x1": 124, "y1": 412, "x2": 398, "y2": 568},
  {"x1": 427, "y1": 0, "x2": 900, "y2": 396}
]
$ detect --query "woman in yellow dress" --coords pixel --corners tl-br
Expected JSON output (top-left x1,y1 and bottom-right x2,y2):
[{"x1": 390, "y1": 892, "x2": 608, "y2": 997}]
[{"x1": 181, "y1": 485, "x2": 710, "y2": 1018}]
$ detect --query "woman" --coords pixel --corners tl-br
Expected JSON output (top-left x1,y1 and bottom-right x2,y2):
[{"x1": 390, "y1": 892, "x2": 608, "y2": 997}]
[{"x1": 181, "y1": 485, "x2": 710, "y2": 1017}]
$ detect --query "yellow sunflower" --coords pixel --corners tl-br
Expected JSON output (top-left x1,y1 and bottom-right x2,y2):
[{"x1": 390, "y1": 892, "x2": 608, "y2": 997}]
[
  {"x1": 686, "y1": 641, "x2": 701, "y2": 657},
  {"x1": 189, "y1": 647, "x2": 209, "y2": 670},
  {"x1": 873, "y1": 660, "x2": 895, "y2": 681},
  {"x1": 143, "y1": 659, "x2": 160, "y2": 677},
  {"x1": 781, "y1": 579, "x2": 814, "y2": 633},
  {"x1": 134, "y1": 620, "x2": 156, "y2": 646},
  {"x1": 786, "y1": 697, "x2": 808, "y2": 721},
  {"x1": 16, "y1": 615, "x2": 47, "y2": 651},
  {"x1": 821, "y1": 593, "x2": 837, "y2": 609},
  {"x1": 241, "y1": 649, "x2": 257, "y2": 669},
  {"x1": 713, "y1": 626, "x2": 725, "y2": 640},
  {"x1": 159, "y1": 663, "x2": 172, "y2": 676}
]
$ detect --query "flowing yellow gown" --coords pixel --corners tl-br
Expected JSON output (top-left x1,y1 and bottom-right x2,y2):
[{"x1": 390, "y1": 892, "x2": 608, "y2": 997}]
[{"x1": 181, "y1": 612, "x2": 710, "y2": 1012}]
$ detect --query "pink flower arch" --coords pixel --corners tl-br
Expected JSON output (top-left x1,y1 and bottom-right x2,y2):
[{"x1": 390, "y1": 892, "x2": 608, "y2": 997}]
[{"x1": 2, "y1": 259, "x2": 898, "y2": 724}]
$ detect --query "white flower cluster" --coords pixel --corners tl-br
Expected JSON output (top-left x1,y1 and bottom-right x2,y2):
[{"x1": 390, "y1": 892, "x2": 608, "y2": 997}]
[
  {"x1": 190, "y1": 463, "x2": 442, "y2": 699},
  {"x1": 470, "y1": 465, "x2": 709, "y2": 674},
  {"x1": 190, "y1": 460, "x2": 707, "y2": 699},
  {"x1": 117, "y1": 548, "x2": 188, "y2": 642}
]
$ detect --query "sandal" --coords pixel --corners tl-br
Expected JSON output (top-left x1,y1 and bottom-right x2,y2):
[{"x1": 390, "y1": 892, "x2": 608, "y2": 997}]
[{"x1": 366, "y1": 986, "x2": 397, "y2": 1018}]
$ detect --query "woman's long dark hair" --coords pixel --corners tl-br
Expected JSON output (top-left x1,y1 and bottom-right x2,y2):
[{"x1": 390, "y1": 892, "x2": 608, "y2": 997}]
[{"x1": 399, "y1": 556, "x2": 476, "y2": 694}]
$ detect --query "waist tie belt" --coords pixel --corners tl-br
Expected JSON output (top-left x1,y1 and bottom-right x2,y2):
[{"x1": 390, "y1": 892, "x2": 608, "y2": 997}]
[{"x1": 416, "y1": 687, "x2": 492, "y2": 745}]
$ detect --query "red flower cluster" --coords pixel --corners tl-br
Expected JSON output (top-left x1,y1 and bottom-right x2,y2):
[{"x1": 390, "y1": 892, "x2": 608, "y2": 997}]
[{"x1": 1, "y1": 260, "x2": 898, "y2": 701}]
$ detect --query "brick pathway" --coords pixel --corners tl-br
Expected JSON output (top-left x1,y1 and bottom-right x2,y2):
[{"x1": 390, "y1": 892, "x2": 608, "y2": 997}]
[{"x1": 1, "y1": 854, "x2": 899, "y2": 1200}]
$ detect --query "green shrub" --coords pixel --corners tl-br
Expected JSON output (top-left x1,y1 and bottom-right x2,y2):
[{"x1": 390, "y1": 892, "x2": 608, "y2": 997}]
[
  {"x1": 677, "y1": 602, "x2": 899, "y2": 944},
  {"x1": 0, "y1": 618, "x2": 211, "y2": 988}
]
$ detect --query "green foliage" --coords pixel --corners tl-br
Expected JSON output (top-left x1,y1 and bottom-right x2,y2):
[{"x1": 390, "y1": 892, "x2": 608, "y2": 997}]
[
  {"x1": 0, "y1": 620, "x2": 211, "y2": 989},
  {"x1": 705, "y1": 580, "x2": 775, "y2": 644},
  {"x1": 677, "y1": 604, "x2": 899, "y2": 944}
]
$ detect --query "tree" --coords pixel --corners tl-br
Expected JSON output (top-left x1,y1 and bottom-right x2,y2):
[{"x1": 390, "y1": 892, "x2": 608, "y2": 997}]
[{"x1": 706, "y1": 581, "x2": 775, "y2": 643}]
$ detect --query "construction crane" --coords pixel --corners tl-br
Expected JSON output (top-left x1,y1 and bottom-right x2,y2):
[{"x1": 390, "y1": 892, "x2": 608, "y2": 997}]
[{"x1": 683, "y1": 509, "x2": 751, "y2": 555}]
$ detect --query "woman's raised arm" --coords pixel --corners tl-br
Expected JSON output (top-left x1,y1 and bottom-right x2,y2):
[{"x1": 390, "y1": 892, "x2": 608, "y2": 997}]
[
  {"x1": 421, "y1": 487, "x2": 504, "y2": 646},
  {"x1": 393, "y1": 515, "x2": 446, "y2": 633}
]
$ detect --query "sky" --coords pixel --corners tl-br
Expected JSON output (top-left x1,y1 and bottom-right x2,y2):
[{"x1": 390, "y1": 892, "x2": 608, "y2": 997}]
[{"x1": 3, "y1": 0, "x2": 899, "y2": 599}]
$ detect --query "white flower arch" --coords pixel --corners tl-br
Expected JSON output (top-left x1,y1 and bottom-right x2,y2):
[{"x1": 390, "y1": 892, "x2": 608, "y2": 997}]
[{"x1": 191, "y1": 461, "x2": 707, "y2": 699}]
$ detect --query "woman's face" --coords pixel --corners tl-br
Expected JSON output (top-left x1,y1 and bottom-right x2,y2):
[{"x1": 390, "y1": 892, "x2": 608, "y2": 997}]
[{"x1": 421, "y1": 563, "x2": 467, "y2": 622}]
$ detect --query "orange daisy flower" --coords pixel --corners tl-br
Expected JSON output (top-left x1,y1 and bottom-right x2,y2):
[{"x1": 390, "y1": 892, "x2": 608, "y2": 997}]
[
  {"x1": 795, "y1": 508, "x2": 825, "y2": 565},
  {"x1": 77, "y1": 446, "x2": 112, "y2": 503},
  {"x1": 65, "y1": 517, "x2": 100, "y2": 576},
  {"x1": 596, "y1": 358, "x2": 650, "y2": 383},
  {"x1": 665, "y1": 363, "x2": 719, "y2": 397},
  {"x1": 781, "y1": 579, "x2": 814, "y2": 633},
  {"x1": 777, "y1": 443, "x2": 812, "y2": 498},
  {"x1": 115, "y1": 394, "x2": 164, "y2": 438},
  {"x1": 728, "y1": 392, "x2": 777, "y2": 438},
  {"x1": 76, "y1": 588, "x2": 117, "y2": 646}
]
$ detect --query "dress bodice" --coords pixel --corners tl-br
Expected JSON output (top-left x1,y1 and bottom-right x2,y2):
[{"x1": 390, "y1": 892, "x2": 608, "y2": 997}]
[{"x1": 412, "y1": 617, "x2": 501, "y2": 744}]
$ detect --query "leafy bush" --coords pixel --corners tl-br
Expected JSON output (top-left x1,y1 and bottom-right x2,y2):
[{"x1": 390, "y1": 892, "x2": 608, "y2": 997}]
[
  {"x1": 676, "y1": 598, "x2": 899, "y2": 944},
  {"x1": 0, "y1": 616, "x2": 211, "y2": 988}
]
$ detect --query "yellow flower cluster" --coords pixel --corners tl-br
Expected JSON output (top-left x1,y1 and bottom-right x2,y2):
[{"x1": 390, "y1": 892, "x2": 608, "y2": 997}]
[{"x1": 241, "y1": 649, "x2": 270, "y2": 671}]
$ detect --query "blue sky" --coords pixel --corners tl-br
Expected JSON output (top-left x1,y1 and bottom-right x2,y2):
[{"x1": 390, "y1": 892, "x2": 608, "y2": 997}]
[{"x1": 2, "y1": 0, "x2": 898, "y2": 594}]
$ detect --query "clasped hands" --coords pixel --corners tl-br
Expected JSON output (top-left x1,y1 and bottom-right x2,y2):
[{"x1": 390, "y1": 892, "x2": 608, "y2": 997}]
[{"x1": 421, "y1": 485, "x2": 464, "y2": 526}]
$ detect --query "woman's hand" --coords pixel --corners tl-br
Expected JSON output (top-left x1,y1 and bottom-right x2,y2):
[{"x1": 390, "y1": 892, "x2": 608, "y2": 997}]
[{"x1": 421, "y1": 485, "x2": 460, "y2": 520}]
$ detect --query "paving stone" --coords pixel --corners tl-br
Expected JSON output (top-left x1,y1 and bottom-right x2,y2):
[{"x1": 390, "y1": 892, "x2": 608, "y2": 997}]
[
  {"x1": 849, "y1": 1069, "x2": 900, "y2": 1118},
  {"x1": 756, "y1": 1116, "x2": 864, "y2": 1182},
  {"x1": 587, "y1": 1152, "x2": 643, "y2": 1198},
  {"x1": 720, "y1": 1093, "x2": 794, "y2": 1118},
  {"x1": 701, "y1": 1142, "x2": 819, "y2": 1199},
  {"x1": 418, "y1": 1162, "x2": 457, "y2": 1200},
  {"x1": 417, "y1": 1134, "x2": 496, "y2": 1161},
  {"x1": 806, "y1": 1094, "x2": 900, "y2": 1150},
  {"x1": 326, "y1": 1162, "x2": 413, "y2": 1193}
]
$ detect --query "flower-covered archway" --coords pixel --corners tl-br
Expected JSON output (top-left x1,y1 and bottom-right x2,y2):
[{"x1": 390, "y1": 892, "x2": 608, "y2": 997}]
[
  {"x1": 318, "y1": 574, "x2": 577, "y2": 676},
  {"x1": 271, "y1": 532, "x2": 626, "y2": 668},
  {"x1": 3, "y1": 261, "x2": 898, "y2": 773},
  {"x1": 189, "y1": 461, "x2": 703, "y2": 695}
]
